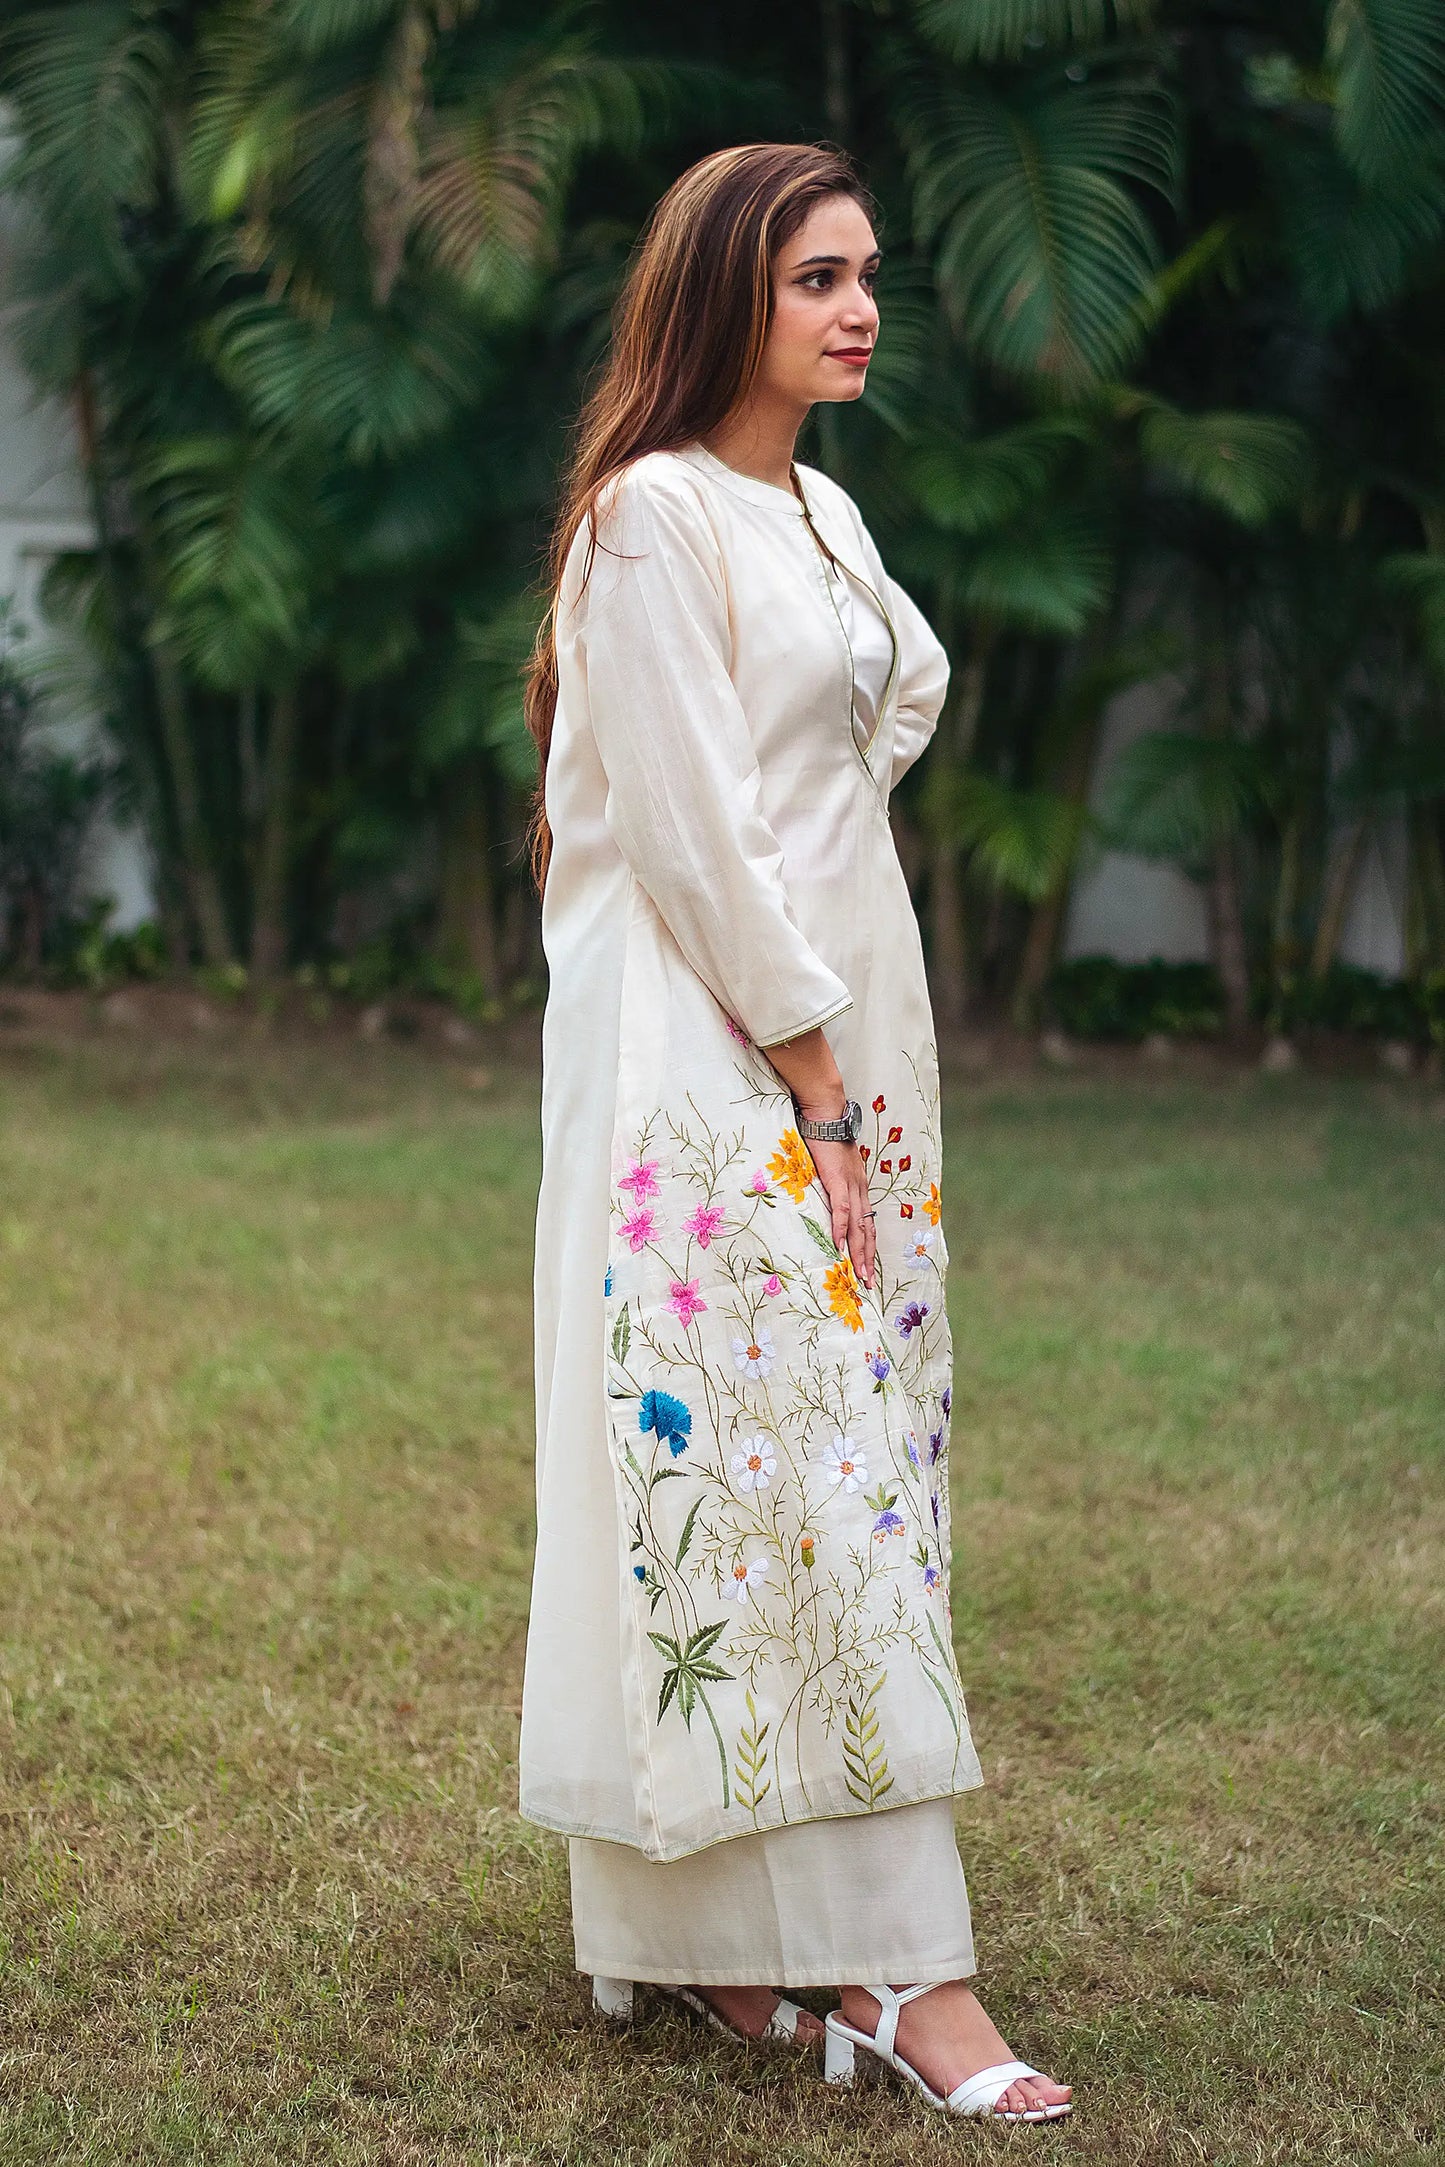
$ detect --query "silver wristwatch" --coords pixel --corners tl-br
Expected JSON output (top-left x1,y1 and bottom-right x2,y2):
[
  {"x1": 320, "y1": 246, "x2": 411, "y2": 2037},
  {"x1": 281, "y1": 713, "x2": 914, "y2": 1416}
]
[{"x1": 794, "y1": 1095, "x2": 863, "y2": 1144}]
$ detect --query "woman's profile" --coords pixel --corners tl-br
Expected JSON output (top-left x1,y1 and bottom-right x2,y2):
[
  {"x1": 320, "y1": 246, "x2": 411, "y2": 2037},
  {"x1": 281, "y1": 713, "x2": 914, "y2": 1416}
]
[{"x1": 518, "y1": 140, "x2": 1071, "y2": 2127}]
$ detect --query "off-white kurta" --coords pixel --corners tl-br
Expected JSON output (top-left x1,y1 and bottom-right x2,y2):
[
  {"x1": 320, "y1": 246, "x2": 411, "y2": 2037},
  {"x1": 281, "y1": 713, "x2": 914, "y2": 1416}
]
[{"x1": 521, "y1": 442, "x2": 982, "y2": 1865}]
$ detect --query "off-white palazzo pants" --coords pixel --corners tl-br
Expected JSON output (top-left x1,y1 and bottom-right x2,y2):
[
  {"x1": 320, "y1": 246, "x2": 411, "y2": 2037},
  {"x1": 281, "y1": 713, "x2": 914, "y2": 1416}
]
[{"x1": 570, "y1": 1797, "x2": 975, "y2": 1989}]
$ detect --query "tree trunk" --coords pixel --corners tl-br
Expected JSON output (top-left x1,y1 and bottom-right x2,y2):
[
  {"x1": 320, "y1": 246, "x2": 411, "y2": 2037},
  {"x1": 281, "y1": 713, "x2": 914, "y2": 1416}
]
[
  {"x1": 435, "y1": 756, "x2": 501, "y2": 996},
  {"x1": 1310, "y1": 816, "x2": 1367, "y2": 979},
  {"x1": 1268, "y1": 808, "x2": 1304, "y2": 1025},
  {"x1": 926, "y1": 631, "x2": 992, "y2": 1031},
  {"x1": 1409, "y1": 803, "x2": 1445, "y2": 974},
  {"x1": 149, "y1": 635, "x2": 236, "y2": 968},
  {"x1": 251, "y1": 684, "x2": 301, "y2": 981},
  {"x1": 1208, "y1": 837, "x2": 1252, "y2": 1036}
]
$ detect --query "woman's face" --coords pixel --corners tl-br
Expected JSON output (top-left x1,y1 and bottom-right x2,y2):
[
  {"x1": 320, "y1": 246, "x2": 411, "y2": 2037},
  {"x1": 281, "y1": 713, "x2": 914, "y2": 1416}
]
[{"x1": 761, "y1": 194, "x2": 880, "y2": 412}]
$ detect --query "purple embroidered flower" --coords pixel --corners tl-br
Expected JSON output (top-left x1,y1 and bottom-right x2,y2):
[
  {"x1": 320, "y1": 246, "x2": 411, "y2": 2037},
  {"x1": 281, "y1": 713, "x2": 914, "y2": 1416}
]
[
  {"x1": 618, "y1": 1156, "x2": 660, "y2": 1203},
  {"x1": 872, "y1": 1508, "x2": 906, "y2": 1543},
  {"x1": 923, "y1": 1562, "x2": 941, "y2": 1590},
  {"x1": 619, "y1": 1206, "x2": 656, "y2": 1253},
  {"x1": 894, "y1": 1301, "x2": 930, "y2": 1339},
  {"x1": 941, "y1": 1385, "x2": 951, "y2": 1418},
  {"x1": 639, "y1": 1389, "x2": 692, "y2": 1455},
  {"x1": 905, "y1": 1429, "x2": 921, "y2": 1467},
  {"x1": 930, "y1": 1490, "x2": 941, "y2": 1528},
  {"x1": 668, "y1": 1277, "x2": 707, "y2": 1327},
  {"x1": 928, "y1": 1427, "x2": 944, "y2": 1465},
  {"x1": 683, "y1": 1202, "x2": 726, "y2": 1249},
  {"x1": 866, "y1": 1350, "x2": 891, "y2": 1383}
]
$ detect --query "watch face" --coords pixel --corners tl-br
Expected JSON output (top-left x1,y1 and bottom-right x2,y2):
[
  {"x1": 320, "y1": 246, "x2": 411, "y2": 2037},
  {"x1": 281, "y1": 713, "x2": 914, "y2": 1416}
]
[{"x1": 845, "y1": 1097, "x2": 863, "y2": 1141}]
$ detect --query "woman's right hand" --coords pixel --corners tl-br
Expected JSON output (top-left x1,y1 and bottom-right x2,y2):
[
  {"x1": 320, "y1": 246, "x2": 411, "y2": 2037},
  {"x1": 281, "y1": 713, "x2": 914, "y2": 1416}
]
[{"x1": 804, "y1": 1131, "x2": 875, "y2": 1291}]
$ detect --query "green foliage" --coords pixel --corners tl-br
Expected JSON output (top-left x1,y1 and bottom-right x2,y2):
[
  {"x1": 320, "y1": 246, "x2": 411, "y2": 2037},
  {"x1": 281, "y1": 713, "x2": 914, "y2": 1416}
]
[{"x1": 1047, "y1": 955, "x2": 1226, "y2": 1039}]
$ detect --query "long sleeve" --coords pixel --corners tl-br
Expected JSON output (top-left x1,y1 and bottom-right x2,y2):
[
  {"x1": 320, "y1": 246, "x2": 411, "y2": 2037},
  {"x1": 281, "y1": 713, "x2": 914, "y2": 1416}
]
[
  {"x1": 567, "y1": 467, "x2": 853, "y2": 1049},
  {"x1": 886, "y1": 575, "x2": 950, "y2": 796}
]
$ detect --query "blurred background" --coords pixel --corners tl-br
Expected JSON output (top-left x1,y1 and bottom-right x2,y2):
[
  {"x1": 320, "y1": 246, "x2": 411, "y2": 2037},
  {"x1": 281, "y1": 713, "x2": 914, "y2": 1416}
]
[
  {"x1": 0, "y1": 0, "x2": 1442, "y2": 1055},
  {"x1": 0, "y1": 8, "x2": 1442, "y2": 2163}
]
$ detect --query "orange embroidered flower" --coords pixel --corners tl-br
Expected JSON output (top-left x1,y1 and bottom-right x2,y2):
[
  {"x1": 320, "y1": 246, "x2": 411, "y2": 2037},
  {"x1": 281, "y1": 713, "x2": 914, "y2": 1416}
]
[
  {"x1": 799, "y1": 1533, "x2": 816, "y2": 1570},
  {"x1": 924, "y1": 1182, "x2": 942, "y2": 1226},
  {"x1": 767, "y1": 1128, "x2": 815, "y2": 1203},
  {"x1": 824, "y1": 1258, "x2": 864, "y2": 1332}
]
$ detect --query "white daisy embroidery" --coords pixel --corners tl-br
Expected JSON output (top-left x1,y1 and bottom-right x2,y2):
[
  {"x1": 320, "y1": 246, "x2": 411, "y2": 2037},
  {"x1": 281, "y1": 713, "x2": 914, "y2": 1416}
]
[
  {"x1": 730, "y1": 1437, "x2": 777, "y2": 1494},
  {"x1": 821, "y1": 1433, "x2": 868, "y2": 1494},
  {"x1": 730, "y1": 1325, "x2": 776, "y2": 1379},
  {"x1": 720, "y1": 1556, "x2": 770, "y2": 1605},
  {"x1": 904, "y1": 1226, "x2": 938, "y2": 1274}
]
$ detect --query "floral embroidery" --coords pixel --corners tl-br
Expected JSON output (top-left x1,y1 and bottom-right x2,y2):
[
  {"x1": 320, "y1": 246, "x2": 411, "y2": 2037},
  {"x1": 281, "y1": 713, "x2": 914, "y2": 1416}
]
[
  {"x1": 822, "y1": 1434, "x2": 868, "y2": 1493},
  {"x1": 684, "y1": 1202, "x2": 727, "y2": 1248},
  {"x1": 731, "y1": 1325, "x2": 776, "y2": 1378},
  {"x1": 766, "y1": 1128, "x2": 815, "y2": 1203},
  {"x1": 730, "y1": 1437, "x2": 777, "y2": 1494},
  {"x1": 604, "y1": 1034, "x2": 964, "y2": 1834},
  {"x1": 824, "y1": 1258, "x2": 864, "y2": 1332},
  {"x1": 924, "y1": 1182, "x2": 942, "y2": 1226}
]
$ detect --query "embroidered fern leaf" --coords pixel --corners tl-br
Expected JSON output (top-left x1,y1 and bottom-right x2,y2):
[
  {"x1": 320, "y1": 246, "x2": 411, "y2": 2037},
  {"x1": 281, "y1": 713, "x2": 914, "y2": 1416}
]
[
  {"x1": 801, "y1": 1213, "x2": 841, "y2": 1257},
  {"x1": 842, "y1": 1673, "x2": 894, "y2": 1808},
  {"x1": 733, "y1": 1689, "x2": 772, "y2": 1819}
]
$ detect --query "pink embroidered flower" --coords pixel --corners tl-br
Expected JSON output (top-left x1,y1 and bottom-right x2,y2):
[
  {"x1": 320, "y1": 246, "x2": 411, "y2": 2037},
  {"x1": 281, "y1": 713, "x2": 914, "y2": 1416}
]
[
  {"x1": 747, "y1": 1168, "x2": 770, "y2": 1195},
  {"x1": 724, "y1": 1014, "x2": 751, "y2": 1046},
  {"x1": 683, "y1": 1202, "x2": 726, "y2": 1249},
  {"x1": 668, "y1": 1277, "x2": 707, "y2": 1327},
  {"x1": 618, "y1": 1207, "x2": 656, "y2": 1252},
  {"x1": 762, "y1": 1272, "x2": 783, "y2": 1298},
  {"x1": 618, "y1": 1156, "x2": 660, "y2": 1203}
]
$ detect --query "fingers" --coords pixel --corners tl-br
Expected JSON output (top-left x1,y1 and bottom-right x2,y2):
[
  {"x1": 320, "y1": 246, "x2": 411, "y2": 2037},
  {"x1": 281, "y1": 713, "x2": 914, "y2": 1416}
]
[{"x1": 814, "y1": 1143, "x2": 876, "y2": 1289}]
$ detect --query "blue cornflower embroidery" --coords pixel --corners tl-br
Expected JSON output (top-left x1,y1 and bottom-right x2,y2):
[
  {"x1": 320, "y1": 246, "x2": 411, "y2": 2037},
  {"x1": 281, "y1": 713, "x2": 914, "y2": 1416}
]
[{"x1": 639, "y1": 1388, "x2": 692, "y2": 1456}]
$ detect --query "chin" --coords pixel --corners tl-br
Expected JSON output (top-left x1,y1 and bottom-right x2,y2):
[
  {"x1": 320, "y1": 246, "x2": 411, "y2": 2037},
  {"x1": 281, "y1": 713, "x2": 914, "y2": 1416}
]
[{"x1": 814, "y1": 376, "x2": 869, "y2": 405}]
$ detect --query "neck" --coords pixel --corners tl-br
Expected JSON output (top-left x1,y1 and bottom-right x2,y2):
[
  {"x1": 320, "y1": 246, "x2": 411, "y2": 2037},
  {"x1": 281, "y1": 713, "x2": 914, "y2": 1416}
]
[{"x1": 701, "y1": 391, "x2": 810, "y2": 493}]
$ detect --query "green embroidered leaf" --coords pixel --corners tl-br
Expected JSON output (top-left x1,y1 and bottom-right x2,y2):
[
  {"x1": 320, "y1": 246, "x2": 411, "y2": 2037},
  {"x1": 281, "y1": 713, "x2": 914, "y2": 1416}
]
[
  {"x1": 649, "y1": 1466, "x2": 688, "y2": 1485},
  {"x1": 657, "y1": 1668, "x2": 679, "y2": 1723},
  {"x1": 733, "y1": 1688, "x2": 773, "y2": 1818},
  {"x1": 611, "y1": 1305, "x2": 630, "y2": 1363},
  {"x1": 678, "y1": 1669, "x2": 696, "y2": 1725},
  {"x1": 842, "y1": 1673, "x2": 894, "y2": 1808},
  {"x1": 688, "y1": 1659, "x2": 734, "y2": 1684},
  {"x1": 674, "y1": 1496, "x2": 704, "y2": 1569},
  {"x1": 686, "y1": 1621, "x2": 728, "y2": 1661},
  {"x1": 801, "y1": 1213, "x2": 841, "y2": 1257},
  {"x1": 920, "y1": 1658, "x2": 962, "y2": 1743},
  {"x1": 647, "y1": 1632, "x2": 681, "y2": 1663},
  {"x1": 925, "y1": 1607, "x2": 954, "y2": 1671}
]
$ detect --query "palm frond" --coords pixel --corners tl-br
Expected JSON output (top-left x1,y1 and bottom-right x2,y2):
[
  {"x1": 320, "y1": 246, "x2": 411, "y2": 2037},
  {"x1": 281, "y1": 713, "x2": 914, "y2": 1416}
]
[
  {"x1": 954, "y1": 774, "x2": 1090, "y2": 899},
  {"x1": 1140, "y1": 408, "x2": 1314, "y2": 525},
  {"x1": 907, "y1": 416, "x2": 1094, "y2": 536},
  {"x1": 1326, "y1": 0, "x2": 1445, "y2": 187},
  {"x1": 858, "y1": 259, "x2": 943, "y2": 439},
  {"x1": 210, "y1": 289, "x2": 494, "y2": 460},
  {"x1": 899, "y1": 72, "x2": 1179, "y2": 384},
  {"x1": 423, "y1": 592, "x2": 543, "y2": 786},
  {"x1": 1269, "y1": 129, "x2": 1445, "y2": 318},
  {"x1": 0, "y1": 3, "x2": 176, "y2": 291},
  {"x1": 1379, "y1": 552, "x2": 1445, "y2": 683},
  {"x1": 912, "y1": 0, "x2": 1157, "y2": 65},
  {"x1": 957, "y1": 508, "x2": 1113, "y2": 635},
  {"x1": 1102, "y1": 729, "x2": 1269, "y2": 857},
  {"x1": 144, "y1": 437, "x2": 320, "y2": 688}
]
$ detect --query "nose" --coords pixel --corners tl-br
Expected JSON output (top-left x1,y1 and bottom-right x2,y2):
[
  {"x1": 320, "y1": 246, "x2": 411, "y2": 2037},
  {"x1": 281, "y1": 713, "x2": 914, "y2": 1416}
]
[{"x1": 839, "y1": 278, "x2": 878, "y2": 337}]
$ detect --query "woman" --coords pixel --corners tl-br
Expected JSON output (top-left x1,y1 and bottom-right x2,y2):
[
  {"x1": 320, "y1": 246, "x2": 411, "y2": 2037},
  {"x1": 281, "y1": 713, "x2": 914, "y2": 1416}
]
[{"x1": 518, "y1": 142, "x2": 1071, "y2": 2127}]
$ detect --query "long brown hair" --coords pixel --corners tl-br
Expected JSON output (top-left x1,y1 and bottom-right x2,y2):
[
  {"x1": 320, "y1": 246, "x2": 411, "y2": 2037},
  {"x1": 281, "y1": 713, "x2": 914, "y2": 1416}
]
[{"x1": 521, "y1": 141, "x2": 874, "y2": 892}]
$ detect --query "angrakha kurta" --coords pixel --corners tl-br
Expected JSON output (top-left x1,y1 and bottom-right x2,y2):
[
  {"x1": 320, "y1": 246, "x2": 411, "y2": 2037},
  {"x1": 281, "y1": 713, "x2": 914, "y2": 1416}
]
[{"x1": 520, "y1": 443, "x2": 983, "y2": 1882}]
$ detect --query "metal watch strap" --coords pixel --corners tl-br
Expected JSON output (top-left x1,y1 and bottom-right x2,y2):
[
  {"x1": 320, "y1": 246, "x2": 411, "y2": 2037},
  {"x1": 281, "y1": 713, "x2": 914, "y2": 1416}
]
[{"x1": 793, "y1": 1094, "x2": 862, "y2": 1143}]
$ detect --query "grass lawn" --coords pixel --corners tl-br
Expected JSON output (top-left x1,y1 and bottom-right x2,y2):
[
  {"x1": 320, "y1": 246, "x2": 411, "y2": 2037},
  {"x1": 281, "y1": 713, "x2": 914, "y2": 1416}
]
[{"x1": 0, "y1": 1023, "x2": 1441, "y2": 2165}]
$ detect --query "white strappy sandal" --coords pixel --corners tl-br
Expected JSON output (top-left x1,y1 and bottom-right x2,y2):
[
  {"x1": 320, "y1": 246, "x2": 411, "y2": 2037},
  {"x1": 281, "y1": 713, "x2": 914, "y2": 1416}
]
[
  {"x1": 823, "y1": 1981, "x2": 1072, "y2": 2124},
  {"x1": 592, "y1": 1974, "x2": 816, "y2": 2046}
]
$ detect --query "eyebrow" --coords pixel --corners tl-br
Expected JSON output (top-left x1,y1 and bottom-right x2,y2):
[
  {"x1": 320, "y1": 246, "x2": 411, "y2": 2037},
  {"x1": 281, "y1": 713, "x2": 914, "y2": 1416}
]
[{"x1": 793, "y1": 250, "x2": 883, "y2": 269}]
